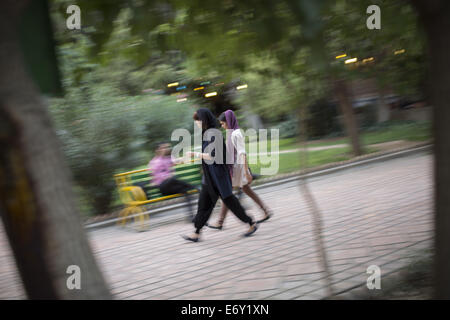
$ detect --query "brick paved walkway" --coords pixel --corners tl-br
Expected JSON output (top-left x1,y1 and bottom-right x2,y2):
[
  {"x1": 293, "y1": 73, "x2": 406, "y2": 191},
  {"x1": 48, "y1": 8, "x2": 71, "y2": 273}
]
[{"x1": 0, "y1": 152, "x2": 433, "y2": 299}]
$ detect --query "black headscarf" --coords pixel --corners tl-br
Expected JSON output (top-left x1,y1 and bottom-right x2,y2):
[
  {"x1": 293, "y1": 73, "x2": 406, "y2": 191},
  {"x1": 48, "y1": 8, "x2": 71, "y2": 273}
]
[
  {"x1": 195, "y1": 108, "x2": 233, "y2": 199},
  {"x1": 195, "y1": 108, "x2": 219, "y2": 132}
]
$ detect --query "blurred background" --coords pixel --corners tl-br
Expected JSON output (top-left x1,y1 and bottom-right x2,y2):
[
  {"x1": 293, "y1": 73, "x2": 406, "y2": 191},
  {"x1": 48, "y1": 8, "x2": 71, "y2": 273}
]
[
  {"x1": 48, "y1": 0, "x2": 430, "y2": 218},
  {"x1": 0, "y1": 0, "x2": 447, "y2": 300}
]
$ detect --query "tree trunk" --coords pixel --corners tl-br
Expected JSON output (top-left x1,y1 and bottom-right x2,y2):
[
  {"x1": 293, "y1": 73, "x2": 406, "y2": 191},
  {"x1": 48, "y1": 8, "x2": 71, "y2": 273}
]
[
  {"x1": 412, "y1": 0, "x2": 450, "y2": 299},
  {"x1": 297, "y1": 106, "x2": 334, "y2": 298},
  {"x1": 0, "y1": 1, "x2": 111, "y2": 299},
  {"x1": 334, "y1": 79, "x2": 363, "y2": 156},
  {"x1": 376, "y1": 86, "x2": 390, "y2": 123}
]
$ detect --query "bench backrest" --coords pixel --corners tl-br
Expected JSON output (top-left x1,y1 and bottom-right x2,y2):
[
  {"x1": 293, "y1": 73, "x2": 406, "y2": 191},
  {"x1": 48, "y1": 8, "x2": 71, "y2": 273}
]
[{"x1": 114, "y1": 162, "x2": 202, "y2": 200}]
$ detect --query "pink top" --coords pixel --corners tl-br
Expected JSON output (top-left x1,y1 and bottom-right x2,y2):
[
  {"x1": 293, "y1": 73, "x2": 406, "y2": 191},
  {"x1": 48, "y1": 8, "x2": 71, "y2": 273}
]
[{"x1": 149, "y1": 156, "x2": 174, "y2": 186}]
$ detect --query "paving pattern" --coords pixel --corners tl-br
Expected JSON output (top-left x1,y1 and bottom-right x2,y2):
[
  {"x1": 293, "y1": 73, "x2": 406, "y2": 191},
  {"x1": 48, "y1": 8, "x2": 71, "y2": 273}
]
[{"x1": 0, "y1": 152, "x2": 433, "y2": 299}]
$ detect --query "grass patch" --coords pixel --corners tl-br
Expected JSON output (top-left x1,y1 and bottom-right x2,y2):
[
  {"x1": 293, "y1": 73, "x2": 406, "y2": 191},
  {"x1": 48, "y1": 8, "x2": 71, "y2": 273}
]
[
  {"x1": 246, "y1": 121, "x2": 431, "y2": 154},
  {"x1": 246, "y1": 137, "x2": 298, "y2": 153},
  {"x1": 362, "y1": 121, "x2": 431, "y2": 145},
  {"x1": 249, "y1": 147, "x2": 378, "y2": 175}
]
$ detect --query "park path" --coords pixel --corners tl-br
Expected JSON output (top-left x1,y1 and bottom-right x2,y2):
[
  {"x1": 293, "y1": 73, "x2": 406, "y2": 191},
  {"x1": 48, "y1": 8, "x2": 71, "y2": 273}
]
[{"x1": 0, "y1": 151, "x2": 433, "y2": 299}]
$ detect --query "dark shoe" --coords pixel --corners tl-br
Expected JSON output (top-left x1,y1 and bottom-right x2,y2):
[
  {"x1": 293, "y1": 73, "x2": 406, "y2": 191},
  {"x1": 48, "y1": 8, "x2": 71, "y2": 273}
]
[
  {"x1": 207, "y1": 223, "x2": 223, "y2": 230},
  {"x1": 243, "y1": 223, "x2": 258, "y2": 237},
  {"x1": 181, "y1": 235, "x2": 199, "y2": 242},
  {"x1": 257, "y1": 214, "x2": 272, "y2": 223},
  {"x1": 257, "y1": 208, "x2": 273, "y2": 223}
]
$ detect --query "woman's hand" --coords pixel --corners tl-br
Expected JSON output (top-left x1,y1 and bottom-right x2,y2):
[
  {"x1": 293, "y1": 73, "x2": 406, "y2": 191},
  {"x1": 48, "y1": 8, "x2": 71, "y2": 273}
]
[
  {"x1": 186, "y1": 151, "x2": 200, "y2": 158},
  {"x1": 187, "y1": 151, "x2": 213, "y2": 161},
  {"x1": 172, "y1": 157, "x2": 184, "y2": 165}
]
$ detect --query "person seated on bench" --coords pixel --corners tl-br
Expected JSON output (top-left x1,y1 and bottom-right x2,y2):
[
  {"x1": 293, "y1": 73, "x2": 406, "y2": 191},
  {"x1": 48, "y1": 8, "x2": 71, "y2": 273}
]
[{"x1": 149, "y1": 142, "x2": 196, "y2": 222}]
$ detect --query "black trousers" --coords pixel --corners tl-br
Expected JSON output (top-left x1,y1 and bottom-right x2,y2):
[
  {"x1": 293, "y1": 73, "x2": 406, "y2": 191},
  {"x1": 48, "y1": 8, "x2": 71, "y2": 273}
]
[
  {"x1": 159, "y1": 177, "x2": 196, "y2": 218},
  {"x1": 193, "y1": 184, "x2": 254, "y2": 234}
]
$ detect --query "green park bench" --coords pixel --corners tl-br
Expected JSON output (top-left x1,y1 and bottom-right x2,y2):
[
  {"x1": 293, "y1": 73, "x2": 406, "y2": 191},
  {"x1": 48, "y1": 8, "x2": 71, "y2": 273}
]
[{"x1": 114, "y1": 161, "x2": 202, "y2": 231}]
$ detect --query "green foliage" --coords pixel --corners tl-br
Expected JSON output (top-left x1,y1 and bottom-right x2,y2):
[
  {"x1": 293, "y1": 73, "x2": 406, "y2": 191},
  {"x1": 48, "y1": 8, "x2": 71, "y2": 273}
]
[
  {"x1": 358, "y1": 104, "x2": 378, "y2": 129},
  {"x1": 19, "y1": 0, "x2": 62, "y2": 96},
  {"x1": 325, "y1": 0, "x2": 426, "y2": 96},
  {"x1": 47, "y1": 3, "x2": 206, "y2": 216},
  {"x1": 47, "y1": 0, "x2": 428, "y2": 216},
  {"x1": 272, "y1": 117, "x2": 299, "y2": 139},
  {"x1": 306, "y1": 100, "x2": 343, "y2": 138},
  {"x1": 49, "y1": 83, "x2": 195, "y2": 215},
  {"x1": 48, "y1": 23, "x2": 195, "y2": 216}
]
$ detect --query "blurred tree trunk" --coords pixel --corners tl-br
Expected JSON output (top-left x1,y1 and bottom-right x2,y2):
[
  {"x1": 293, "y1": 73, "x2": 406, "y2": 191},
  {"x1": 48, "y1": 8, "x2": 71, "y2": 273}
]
[
  {"x1": 376, "y1": 85, "x2": 390, "y2": 123},
  {"x1": 333, "y1": 79, "x2": 362, "y2": 156},
  {"x1": 413, "y1": 0, "x2": 450, "y2": 299},
  {"x1": 296, "y1": 106, "x2": 334, "y2": 298},
  {"x1": 0, "y1": 0, "x2": 111, "y2": 299}
]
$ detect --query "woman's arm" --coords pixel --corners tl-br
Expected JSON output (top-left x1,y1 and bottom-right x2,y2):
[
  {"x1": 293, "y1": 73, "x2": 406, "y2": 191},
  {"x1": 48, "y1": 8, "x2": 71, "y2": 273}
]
[
  {"x1": 171, "y1": 157, "x2": 182, "y2": 165},
  {"x1": 243, "y1": 154, "x2": 253, "y2": 183},
  {"x1": 233, "y1": 131, "x2": 247, "y2": 164},
  {"x1": 186, "y1": 151, "x2": 213, "y2": 160},
  {"x1": 172, "y1": 156, "x2": 192, "y2": 164},
  {"x1": 195, "y1": 152, "x2": 213, "y2": 160},
  {"x1": 234, "y1": 131, "x2": 253, "y2": 182}
]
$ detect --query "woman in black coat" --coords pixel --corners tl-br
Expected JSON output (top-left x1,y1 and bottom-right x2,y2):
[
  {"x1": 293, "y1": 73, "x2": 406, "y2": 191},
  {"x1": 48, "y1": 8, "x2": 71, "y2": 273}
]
[{"x1": 183, "y1": 108, "x2": 258, "y2": 242}]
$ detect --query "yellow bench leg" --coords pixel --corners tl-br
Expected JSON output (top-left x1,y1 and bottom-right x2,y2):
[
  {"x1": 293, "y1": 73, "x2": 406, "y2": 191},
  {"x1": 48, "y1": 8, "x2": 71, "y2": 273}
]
[
  {"x1": 132, "y1": 206, "x2": 150, "y2": 232},
  {"x1": 117, "y1": 206, "x2": 150, "y2": 232},
  {"x1": 117, "y1": 207, "x2": 131, "y2": 227}
]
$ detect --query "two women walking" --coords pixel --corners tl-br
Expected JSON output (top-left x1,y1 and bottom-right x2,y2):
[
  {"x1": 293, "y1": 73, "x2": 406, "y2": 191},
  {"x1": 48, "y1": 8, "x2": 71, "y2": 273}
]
[
  {"x1": 208, "y1": 110, "x2": 272, "y2": 230},
  {"x1": 182, "y1": 108, "x2": 272, "y2": 242}
]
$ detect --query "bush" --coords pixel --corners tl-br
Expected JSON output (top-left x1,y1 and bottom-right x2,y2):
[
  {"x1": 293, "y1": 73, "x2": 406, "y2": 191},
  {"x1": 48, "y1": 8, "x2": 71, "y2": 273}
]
[
  {"x1": 307, "y1": 100, "x2": 343, "y2": 138},
  {"x1": 357, "y1": 104, "x2": 378, "y2": 129},
  {"x1": 143, "y1": 98, "x2": 195, "y2": 150},
  {"x1": 272, "y1": 117, "x2": 299, "y2": 139},
  {"x1": 50, "y1": 86, "x2": 195, "y2": 216}
]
